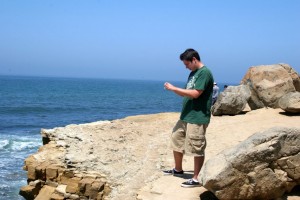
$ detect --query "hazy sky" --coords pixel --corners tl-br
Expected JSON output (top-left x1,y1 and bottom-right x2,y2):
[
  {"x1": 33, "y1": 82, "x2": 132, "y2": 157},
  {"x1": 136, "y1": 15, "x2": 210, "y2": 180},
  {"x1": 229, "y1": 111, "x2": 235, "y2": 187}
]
[{"x1": 0, "y1": 0, "x2": 299, "y2": 83}]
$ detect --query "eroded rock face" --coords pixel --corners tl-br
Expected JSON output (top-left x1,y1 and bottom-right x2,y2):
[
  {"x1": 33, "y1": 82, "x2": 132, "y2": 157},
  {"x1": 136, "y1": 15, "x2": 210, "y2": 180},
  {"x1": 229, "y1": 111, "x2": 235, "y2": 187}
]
[
  {"x1": 278, "y1": 92, "x2": 300, "y2": 113},
  {"x1": 20, "y1": 113, "x2": 177, "y2": 200},
  {"x1": 212, "y1": 85, "x2": 251, "y2": 116},
  {"x1": 241, "y1": 64, "x2": 298, "y2": 108},
  {"x1": 20, "y1": 152, "x2": 108, "y2": 200},
  {"x1": 200, "y1": 127, "x2": 300, "y2": 200},
  {"x1": 280, "y1": 63, "x2": 300, "y2": 92},
  {"x1": 20, "y1": 124, "x2": 110, "y2": 200}
]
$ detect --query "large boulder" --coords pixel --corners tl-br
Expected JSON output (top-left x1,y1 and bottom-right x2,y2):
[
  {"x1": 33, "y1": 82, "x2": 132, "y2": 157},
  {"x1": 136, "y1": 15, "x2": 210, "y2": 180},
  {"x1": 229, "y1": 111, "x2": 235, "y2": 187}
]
[
  {"x1": 200, "y1": 127, "x2": 300, "y2": 200},
  {"x1": 280, "y1": 63, "x2": 300, "y2": 92},
  {"x1": 241, "y1": 64, "x2": 298, "y2": 108},
  {"x1": 242, "y1": 81, "x2": 265, "y2": 110},
  {"x1": 211, "y1": 85, "x2": 251, "y2": 116},
  {"x1": 278, "y1": 92, "x2": 300, "y2": 113}
]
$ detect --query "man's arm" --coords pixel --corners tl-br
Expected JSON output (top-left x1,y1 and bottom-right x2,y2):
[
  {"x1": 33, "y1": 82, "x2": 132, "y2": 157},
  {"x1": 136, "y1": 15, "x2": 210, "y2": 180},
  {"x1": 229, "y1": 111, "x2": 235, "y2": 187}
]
[{"x1": 164, "y1": 82, "x2": 203, "y2": 99}]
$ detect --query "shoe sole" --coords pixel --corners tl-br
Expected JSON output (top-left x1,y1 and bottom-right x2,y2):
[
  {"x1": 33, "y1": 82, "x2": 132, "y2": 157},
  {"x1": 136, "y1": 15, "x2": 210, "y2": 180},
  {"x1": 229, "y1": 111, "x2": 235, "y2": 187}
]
[
  {"x1": 180, "y1": 184, "x2": 201, "y2": 188},
  {"x1": 163, "y1": 173, "x2": 184, "y2": 176}
]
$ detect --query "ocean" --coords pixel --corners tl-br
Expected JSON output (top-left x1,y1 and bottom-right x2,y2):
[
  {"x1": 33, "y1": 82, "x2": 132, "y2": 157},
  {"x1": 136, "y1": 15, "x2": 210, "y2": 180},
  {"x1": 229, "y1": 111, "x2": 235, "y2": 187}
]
[{"x1": 0, "y1": 75, "x2": 228, "y2": 199}]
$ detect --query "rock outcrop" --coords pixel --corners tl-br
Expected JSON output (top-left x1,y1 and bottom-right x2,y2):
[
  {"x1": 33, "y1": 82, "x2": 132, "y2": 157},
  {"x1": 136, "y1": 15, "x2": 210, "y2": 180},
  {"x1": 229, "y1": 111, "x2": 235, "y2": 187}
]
[
  {"x1": 280, "y1": 63, "x2": 300, "y2": 92},
  {"x1": 211, "y1": 85, "x2": 251, "y2": 116},
  {"x1": 240, "y1": 63, "x2": 299, "y2": 109},
  {"x1": 20, "y1": 113, "x2": 177, "y2": 200},
  {"x1": 278, "y1": 92, "x2": 300, "y2": 113},
  {"x1": 20, "y1": 127, "x2": 110, "y2": 200},
  {"x1": 20, "y1": 110, "x2": 300, "y2": 200},
  {"x1": 200, "y1": 127, "x2": 300, "y2": 200},
  {"x1": 212, "y1": 64, "x2": 299, "y2": 115}
]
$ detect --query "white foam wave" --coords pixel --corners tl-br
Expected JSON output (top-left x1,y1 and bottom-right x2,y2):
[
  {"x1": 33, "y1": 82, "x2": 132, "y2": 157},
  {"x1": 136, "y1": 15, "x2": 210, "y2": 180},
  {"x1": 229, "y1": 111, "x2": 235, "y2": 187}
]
[
  {"x1": 0, "y1": 140, "x2": 9, "y2": 150},
  {"x1": 11, "y1": 141, "x2": 41, "y2": 151}
]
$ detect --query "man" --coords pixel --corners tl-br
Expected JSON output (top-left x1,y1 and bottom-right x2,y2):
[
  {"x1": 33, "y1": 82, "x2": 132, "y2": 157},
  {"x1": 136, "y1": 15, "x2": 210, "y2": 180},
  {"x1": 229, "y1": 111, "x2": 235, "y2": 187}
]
[
  {"x1": 212, "y1": 82, "x2": 219, "y2": 105},
  {"x1": 163, "y1": 48, "x2": 214, "y2": 187}
]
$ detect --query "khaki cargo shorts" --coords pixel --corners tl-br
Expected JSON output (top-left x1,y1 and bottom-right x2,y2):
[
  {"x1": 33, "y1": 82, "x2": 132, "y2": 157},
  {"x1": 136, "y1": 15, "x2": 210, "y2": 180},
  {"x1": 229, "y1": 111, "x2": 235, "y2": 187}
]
[{"x1": 171, "y1": 120, "x2": 208, "y2": 156}]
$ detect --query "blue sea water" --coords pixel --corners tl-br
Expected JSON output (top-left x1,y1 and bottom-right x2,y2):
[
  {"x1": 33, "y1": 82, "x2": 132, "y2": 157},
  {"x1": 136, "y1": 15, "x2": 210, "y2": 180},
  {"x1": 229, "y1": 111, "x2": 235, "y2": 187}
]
[{"x1": 0, "y1": 75, "x2": 229, "y2": 199}]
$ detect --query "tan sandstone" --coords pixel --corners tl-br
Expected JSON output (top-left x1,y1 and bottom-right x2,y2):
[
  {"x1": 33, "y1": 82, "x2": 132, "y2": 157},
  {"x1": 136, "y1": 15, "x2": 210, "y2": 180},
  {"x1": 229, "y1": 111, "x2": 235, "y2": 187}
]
[{"x1": 20, "y1": 108, "x2": 300, "y2": 200}]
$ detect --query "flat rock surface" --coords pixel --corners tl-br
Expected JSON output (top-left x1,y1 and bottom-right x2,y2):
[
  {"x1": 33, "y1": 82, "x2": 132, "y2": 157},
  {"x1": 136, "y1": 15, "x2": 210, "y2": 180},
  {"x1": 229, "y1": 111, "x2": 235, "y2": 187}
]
[{"x1": 37, "y1": 108, "x2": 300, "y2": 199}]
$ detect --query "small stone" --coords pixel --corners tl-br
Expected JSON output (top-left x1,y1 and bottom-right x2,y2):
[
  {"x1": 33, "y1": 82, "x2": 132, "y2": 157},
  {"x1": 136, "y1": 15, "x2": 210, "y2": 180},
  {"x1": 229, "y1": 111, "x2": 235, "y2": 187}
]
[{"x1": 55, "y1": 184, "x2": 67, "y2": 195}]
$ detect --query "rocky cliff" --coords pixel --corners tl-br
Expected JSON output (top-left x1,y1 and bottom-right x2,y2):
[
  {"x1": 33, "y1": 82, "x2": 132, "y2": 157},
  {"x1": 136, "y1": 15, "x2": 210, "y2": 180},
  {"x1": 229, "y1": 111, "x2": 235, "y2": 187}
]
[
  {"x1": 20, "y1": 113, "x2": 178, "y2": 200},
  {"x1": 20, "y1": 109, "x2": 300, "y2": 200}
]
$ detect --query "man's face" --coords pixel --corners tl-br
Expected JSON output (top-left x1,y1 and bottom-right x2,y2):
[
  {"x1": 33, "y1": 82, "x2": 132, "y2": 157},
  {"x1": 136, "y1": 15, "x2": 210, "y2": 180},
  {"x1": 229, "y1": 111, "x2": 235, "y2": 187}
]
[{"x1": 183, "y1": 58, "x2": 197, "y2": 71}]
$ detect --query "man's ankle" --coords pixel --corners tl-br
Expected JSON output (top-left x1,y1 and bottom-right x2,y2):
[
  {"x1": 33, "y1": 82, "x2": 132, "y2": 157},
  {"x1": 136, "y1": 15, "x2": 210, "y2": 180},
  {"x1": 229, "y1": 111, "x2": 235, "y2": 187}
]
[
  {"x1": 174, "y1": 168, "x2": 183, "y2": 172},
  {"x1": 192, "y1": 178, "x2": 199, "y2": 182}
]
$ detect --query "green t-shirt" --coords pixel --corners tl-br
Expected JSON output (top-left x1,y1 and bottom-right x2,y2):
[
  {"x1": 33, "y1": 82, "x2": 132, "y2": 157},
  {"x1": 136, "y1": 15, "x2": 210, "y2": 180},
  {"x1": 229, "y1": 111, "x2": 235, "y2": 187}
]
[{"x1": 180, "y1": 66, "x2": 214, "y2": 124}]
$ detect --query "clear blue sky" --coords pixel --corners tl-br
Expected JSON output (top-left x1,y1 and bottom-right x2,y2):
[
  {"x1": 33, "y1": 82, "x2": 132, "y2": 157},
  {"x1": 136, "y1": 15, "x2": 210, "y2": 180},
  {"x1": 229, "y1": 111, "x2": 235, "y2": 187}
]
[{"x1": 0, "y1": 0, "x2": 299, "y2": 83}]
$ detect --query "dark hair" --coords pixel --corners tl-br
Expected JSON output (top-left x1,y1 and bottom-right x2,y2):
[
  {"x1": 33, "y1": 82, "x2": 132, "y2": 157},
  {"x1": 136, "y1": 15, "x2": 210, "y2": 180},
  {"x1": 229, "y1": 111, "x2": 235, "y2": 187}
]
[{"x1": 180, "y1": 48, "x2": 201, "y2": 62}]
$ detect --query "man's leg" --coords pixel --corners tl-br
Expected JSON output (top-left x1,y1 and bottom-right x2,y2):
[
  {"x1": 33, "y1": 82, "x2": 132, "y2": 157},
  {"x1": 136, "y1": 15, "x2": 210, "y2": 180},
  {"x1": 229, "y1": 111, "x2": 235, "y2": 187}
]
[
  {"x1": 181, "y1": 123, "x2": 207, "y2": 187},
  {"x1": 193, "y1": 155, "x2": 204, "y2": 180},
  {"x1": 174, "y1": 150, "x2": 183, "y2": 171},
  {"x1": 171, "y1": 120, "x2": 186, "y2": 171},
  {"x1": 181, "y1": 155, "x2": 205, "y2": 187},
  {"x1": 163, "y1": 120, "x2": 186, "y2": 175}
]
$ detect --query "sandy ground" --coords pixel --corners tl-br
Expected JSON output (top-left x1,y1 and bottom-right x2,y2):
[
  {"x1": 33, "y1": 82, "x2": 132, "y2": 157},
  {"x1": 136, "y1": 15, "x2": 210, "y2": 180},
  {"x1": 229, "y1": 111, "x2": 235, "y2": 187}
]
[{"x1": 136, "y1": 108, "x2": 300, "y2": 200}]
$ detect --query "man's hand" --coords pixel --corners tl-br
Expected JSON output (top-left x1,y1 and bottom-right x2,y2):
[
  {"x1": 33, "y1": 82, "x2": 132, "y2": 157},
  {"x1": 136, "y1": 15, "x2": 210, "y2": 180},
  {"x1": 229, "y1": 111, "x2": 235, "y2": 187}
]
[
  {"x1": 164, "y1": 82, "x2": 203, "y2": 99},
  {"x1": 164, "y1": 82, "x2": 176, "y2": 91}
]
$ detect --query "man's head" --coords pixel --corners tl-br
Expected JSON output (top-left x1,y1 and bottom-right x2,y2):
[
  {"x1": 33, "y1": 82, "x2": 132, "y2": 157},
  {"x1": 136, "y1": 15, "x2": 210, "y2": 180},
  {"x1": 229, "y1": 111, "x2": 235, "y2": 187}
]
[
  {"x1": 180, "y1": 49, "x2": 202, "y2": 71},
  {"x1": 180, "y1": 48, "x2": 201, "y2": 62}
]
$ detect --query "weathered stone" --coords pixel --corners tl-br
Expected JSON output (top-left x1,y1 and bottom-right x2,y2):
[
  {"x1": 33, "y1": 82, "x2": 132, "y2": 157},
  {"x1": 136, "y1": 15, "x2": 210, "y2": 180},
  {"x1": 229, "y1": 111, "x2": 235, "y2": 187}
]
[
  {"x1": 69, "y1": 194, "x2": 80, "y2": 199},
  {"x1": 79, "y1": 177, "x2": 95, "y2": 196},
  {"x1": 19, "y1": 185, "x2": 40, "y2": 200},
  {"x1": 63, "y1": 170, "x2": 75, "y2": 178},
  {"x1": 78, "y1": 196, "x2": 88, "y2": 200},
  {"x1": 85, "y1": 174, "x2": 99, "y2": 179},
  {"x1": 24, "y1": 155, "x2": 38, "y2": 169},
  {"x1": 97, "y1": 191, "x2": 104, "y2": 200},
  {"x1": 20, "y1": 108, "x2": 300, "y2": 199},
  {"x1": 200, "y1": 127, "x2": 300, "y2": 200},
  {"x1": 86, "y1": 180, "x2": 105, "y2": 199},
  {"x1": 277, "y1": 153, "x2": 300, "y2": 181},
  {"x1": 41, "y1": 128, "x2": 51, "y2": 145},
  {"x1": 278, "y1": 92, "x2": 300, "y2": 113},
  {"x1": 241, "y1": 64, "x2": 297, "y2": 108},
  {"x1": 59, "y1": 170, "x2": 77, "y2": 189},
  {"x1": 64, "y1": 192, "x2": 71, "y2": 198},
  {"x1": 279, "y1": 63, "x2": 300, "y2": 92},
  {"x1": 36, "y1": 162, "x2": 49, "y2": 180},
  {"x1": 243, "y1": 81, "x2": 265, "y2": 110},
  {"x1": 50, "y1": 192, "x2": 64, "y2": 200},
  {"x1": 45, "y1": 180, "x2": 59, "y2": 187},
  {"x1": 27, "y1": 164, "x2": 37, "y2": 182},
  {"x1": 46, "y1": 165, "x2": 59, "y2": 181},
  {"x1": 92, "y1": 180, "x2": 105, "y2": 192},
  {"x1": 35, "y1": 185, "x2": 56, "y2": 200},
  {"x1": 60, "y1": 175, "x2": 72, "y2": 185},
  {"x1": 29, "y1": 180, "x2": 42, "y2": 188},
  {"x1": 212, "y1": 85, "x2": 251, "y2": 116},
  {"x1": 55, "y1": 184, "x2": 67, "y2": 195},
  {"x1": 66, "y1": 177, "x2": 82, "y2": 194}
]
